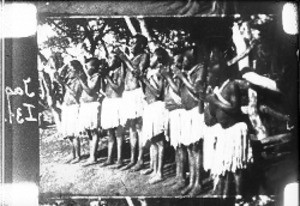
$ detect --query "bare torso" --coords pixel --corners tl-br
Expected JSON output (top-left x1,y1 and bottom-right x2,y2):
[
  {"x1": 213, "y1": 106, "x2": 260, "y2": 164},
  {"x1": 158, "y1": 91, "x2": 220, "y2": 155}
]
[{"x1": 125, "y1": 53, "x2": 149, "y2": 91}]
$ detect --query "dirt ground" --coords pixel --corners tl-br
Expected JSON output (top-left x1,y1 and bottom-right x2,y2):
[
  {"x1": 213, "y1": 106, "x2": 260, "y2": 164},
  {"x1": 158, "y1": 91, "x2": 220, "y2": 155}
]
[{"x1": 40, "y1": 125, "x2": 213, "y2": 198}]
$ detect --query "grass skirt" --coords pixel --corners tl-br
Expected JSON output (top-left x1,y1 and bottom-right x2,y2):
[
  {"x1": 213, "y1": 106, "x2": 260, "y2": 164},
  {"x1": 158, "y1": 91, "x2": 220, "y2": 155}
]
[
  {"x1": 121, "y1": 88, "x2": 145, "y2": 122},
  {"x1": 141, "y1": 101, "x2": 168, "y2": 145},
  {"x1": 210, "y1": 122, "x2": 253, "y2": 176},
  {"x1": 101, "y1": 97, "x2": 125, "y2": 129},
  {"x1": 60, "y1": 104, "x2": 80, "y2": 137},
  {"x1": 180, "y1": 107, "x2": 205, "y2": 146},
  {"x1": 77, "y1": 102, "x2": 101, "y2": 134}
]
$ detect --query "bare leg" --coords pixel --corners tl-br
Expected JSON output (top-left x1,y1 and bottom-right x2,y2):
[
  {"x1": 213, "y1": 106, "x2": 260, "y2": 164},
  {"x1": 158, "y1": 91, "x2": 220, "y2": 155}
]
[
  {"x1": 164, "y1": 146, "x2": 180, "y2": 186},
  {"x1": 213, "y1": 175, "x2": 224, "y2": 196},
  {"x1": 149, "y1": 143, "x2": 158, "y2": 183},
  {"x1": 181, "y1": 145, "x2": 195, "y2": 195},
  {"x1": 234, "y1": 169, "x2": 243, "y2": 198},
  {"x1": 51, "y1": 107, "x2": 61, "y2": 133},
  {"x1": 66, "y1": 136, "x2": 76, "y2": 163},
  {"x1": 172, "y1": 145, "x2": 187, "y2": 189},
  {"x1": 141, "y1": 144, "x2": 155, "y2": 175},
  {"x1": 223, "y1": 172, "x2": 231, "y2": 197},
  {"x1": 130, "y1": 125, "x2": 144, "y2": 171},
  {"x1": 83, "y1": 132, "x2": 99, "y2": 166},
  {"x1": 70, "y1": 136, "x2": 81, "y2": 164},
  {"x1": 101, "y1": 129, "x2": 115, "y2": 166},
  {"x1": 149, "y1": 140, "x2": 164, "y2": 184},
  {"x1": 115, "y1": 128, "x2": 124, "y2": 168},
  {"x1": 121, "y1": 127, "x2": 137, "y2": 170},
  {"x1": 189, "y1": 143, "x2": 203, "y2": 196}
]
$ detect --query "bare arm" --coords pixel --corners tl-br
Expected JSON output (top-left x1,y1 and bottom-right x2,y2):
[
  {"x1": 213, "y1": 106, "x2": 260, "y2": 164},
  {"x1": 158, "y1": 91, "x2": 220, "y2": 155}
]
[
  {"x1": 141, "y1": 74, "x2": 163, "y2": 98},
  {"x1": 106, "y1": 65, "x2": 125, "y2": 92},
  {"x1": 78, "y1": 74, "x2": 101, "y2": 96},
  {"x1": 161, "y1": 70, "x2": 180, "y2": 94},
  {"x1": 177, "y1": 65, "x2": 206, "y2": 96},
  {"x1": 208, "y1": 83, "x2": 240, "y2": 113}
]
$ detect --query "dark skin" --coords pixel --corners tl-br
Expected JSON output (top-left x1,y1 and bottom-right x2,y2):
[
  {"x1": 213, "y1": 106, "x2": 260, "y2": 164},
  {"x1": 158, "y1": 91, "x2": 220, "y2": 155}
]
[
  {"x1": 76, "y1": 61, "x2": 102, "y2": 166},
  {"x1": 161, "y1": 55, "x2": 187, "y2": 189},
  {"x1": 105, "y1": 55, "x2": 125, "y2": 98},
  {"x1": 139, "y1": 55, "x2": 165, "y2": 183},
  {"x1": 206, "y1": 80, "x2": 241, "y2": 129},
  {"x1": 206, "y1": 63, "x2": 243, "y2": 197},
  {"x1": 114, "y1": 38, "x2": 149, "y2": 171},
  {"x1": 162, "y1": 52, "x2": 206, "y2": 196},
  {"x1": 101, "y1": 55, "x2": 125, "y2": 168},
  {"x1": 58, "y1": 62, "x2": 83, "y2": 164}
]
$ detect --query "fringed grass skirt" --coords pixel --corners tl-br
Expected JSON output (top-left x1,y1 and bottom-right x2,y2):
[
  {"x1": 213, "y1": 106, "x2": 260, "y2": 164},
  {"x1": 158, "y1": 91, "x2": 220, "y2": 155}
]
[
  {"x1": 141, "y1": 101, "x2": 168, "y2": 145},
  {"x1": 77, "y1": 102, "x2": 101, "y2": 134},
  {"x1": 60, "y1": 104, "x2": 80, "y2": 137},
  {"x1": 180, "y1": 107, "x2": 205, "y2": 146},
  {"x1": 121, "y1": 88, "x2": 145, "y2": 122},
  {"x1": 210, "y1": 122, "x2": 253, "y2": 176},
  {"x1": 101, "y1": 97, "x2": 125, "y2": 130},
  {"x1": 167, "y1": 109, "x2": 186, "y2": 148}
]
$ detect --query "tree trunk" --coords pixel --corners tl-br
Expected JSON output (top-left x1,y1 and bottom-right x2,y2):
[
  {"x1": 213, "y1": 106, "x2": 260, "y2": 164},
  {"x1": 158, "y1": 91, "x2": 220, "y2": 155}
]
[
  {"x1": 136, "y1": 17, "x2": 157, "y2": 52},
  {"x1": 124, "y1": 17, "x2": 137, "y2": 36}
]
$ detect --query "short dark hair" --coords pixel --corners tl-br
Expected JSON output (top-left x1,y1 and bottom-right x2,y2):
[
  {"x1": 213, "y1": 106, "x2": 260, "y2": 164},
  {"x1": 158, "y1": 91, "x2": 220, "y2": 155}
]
[
  {"x1": 154, "y1": 47, "x2": 169, "y2": 65},
  {"x1": 132, "y1": 34, "x2": 148, "y2": 48},
  {"x1": 69, "y1": 60, "x2": 83, "y2": 72},
  {"x1": 85, "y1": 57, "x2": 100, "y2": 68}
]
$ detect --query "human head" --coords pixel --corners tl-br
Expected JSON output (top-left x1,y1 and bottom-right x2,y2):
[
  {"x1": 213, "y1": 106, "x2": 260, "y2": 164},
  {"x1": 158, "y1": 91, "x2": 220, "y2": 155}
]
[
  {"x1": 130, "y1": 34, "x2": 148, "y2": 55},
  {"x1": 85, "y1": 58, "x2": 100, "y2": 76},
  {"x1": 108, "y1": 54, "x2": 122, "y2": 70},
  {"x1": 181, "y1": 48, "x2": 195, "y2": 71},
  {"x1": 150, "y1": 47, "x2": 170, "y2": 68},
  {"x1": 98, "y1": 59, "x2": 109, "y2": 74},
  {"x1": 67, "y1": 60, "x2": 83, "y2": 79},
  {"x1": 207, "y1": 47, "x2": 227, "y2": 86}
]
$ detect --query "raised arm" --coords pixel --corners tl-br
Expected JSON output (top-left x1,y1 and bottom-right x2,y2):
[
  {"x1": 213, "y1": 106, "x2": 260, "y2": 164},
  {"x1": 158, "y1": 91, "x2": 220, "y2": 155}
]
[
  {"x1": 141, "y1": 72, "x2": 163, "y2": 98},
  {"x1": 207, "y1": 82, "x2": 241, "y2": 113},
  {"x1": 161, "y1": 66, "x2": 180, "y2": 94},
  {"x1": 78, "y1": 73, "x2": 101, "y2": 96},
  {"x1": 106, "y1": 63, "x2": 125, "y2": 92}
]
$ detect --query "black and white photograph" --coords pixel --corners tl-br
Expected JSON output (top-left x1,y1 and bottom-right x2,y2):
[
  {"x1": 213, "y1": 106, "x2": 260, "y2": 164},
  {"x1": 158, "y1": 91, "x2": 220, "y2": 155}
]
[{"x1": 1, "y1": 1, "x2": 299, "y2": 206}]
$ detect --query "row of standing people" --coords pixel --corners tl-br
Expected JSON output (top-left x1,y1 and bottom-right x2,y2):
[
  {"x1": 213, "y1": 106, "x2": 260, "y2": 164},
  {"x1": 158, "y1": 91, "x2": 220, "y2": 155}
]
[{"x1": 55, "y1": 34, "x2": 253, "y2": 199}]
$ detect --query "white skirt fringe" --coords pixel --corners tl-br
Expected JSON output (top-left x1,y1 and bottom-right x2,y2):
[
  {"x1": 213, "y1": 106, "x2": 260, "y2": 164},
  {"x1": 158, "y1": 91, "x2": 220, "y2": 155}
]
[
  {"x1": 180, "y1": 107, "x2": 205, "y2": 146},
  {"x1": 210, "y1": 122, "x2": 253, "y2": 176},
  {"x1": 121, "y1": 88, "x2": 145, "y2": 122},
  {"x1": 77, "y1": 101, "x2": 101, "y2": 132},
  {"x1": 168, "y1": 109, "x2": 186, "y2": 148},
  {"x1": 141, "y1": 101, "x2": 168, "y2": 145},
  {"x1": 60, "y1": 104, "x2": 80, "y2": 137},
  {"x1": 101, "y1": 97, "x2": 125, "y2": 129},
  {"x1": 203, "y1": 124, "x2": 222, "y2": 172}
]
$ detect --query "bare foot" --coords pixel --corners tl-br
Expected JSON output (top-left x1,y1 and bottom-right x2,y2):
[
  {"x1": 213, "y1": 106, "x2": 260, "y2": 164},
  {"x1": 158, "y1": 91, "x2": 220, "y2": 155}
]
[
  {"x1": 172, "y1": 179, "x2": 185, "y2": 190},
  {"x1": 64, "y1": 156, "x2": 76, "y2": 164},
  {"x1": 149, "y1": 171, "x2": 157, "y2": 178},
  {"x1": 120, "y1": 162, "x2": 135, "y2": 171},
  {"x1": 188, "y1": 184, "x2": 202, "y2": 197},
  {"x1": 109, "y1": 161, "x2": 124, "y2": 169},
  {"x1": 181, "y1": 184, "x2": 194, "y2": 195},
  {"x1": 129, "y1": 161, "x2": 144, "y2": 172},
  {"x1": 164, "y1": 176, "x2": 185, "y2": 187},
  {"x1": 100, "y1": 159, "x2": 114, "y2": 167},
  {"x1": 202, "y1": 176, "x2": 213, "y2": 185},
  {"x1": 141, "y1": 168, "x2": 153, "y2": 175},
  {"x1": 82, "y1": 159, "x2": 98, "y2": 167},
  {"x1": 70, "y1": 157, "x2": 81, "y2": 164},
  {"x1": 149, "y1": 175, "x2": 164, "y2": 184}
]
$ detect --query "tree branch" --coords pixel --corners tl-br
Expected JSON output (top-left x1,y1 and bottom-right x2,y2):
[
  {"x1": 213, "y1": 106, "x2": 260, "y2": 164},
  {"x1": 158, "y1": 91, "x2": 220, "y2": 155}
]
[{"x1": 48, "y1": 19, "x2": 68, "y2": 34}]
